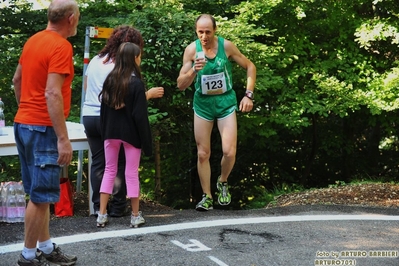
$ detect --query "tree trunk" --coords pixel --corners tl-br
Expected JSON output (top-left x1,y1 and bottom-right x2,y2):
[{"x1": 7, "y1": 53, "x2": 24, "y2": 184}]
[
  {"x1": 154, "y1": 129, "x2": 162, "y2": 201},
  {"x1": 301, "y1": 114, "x2": 317, "y2": 186}
]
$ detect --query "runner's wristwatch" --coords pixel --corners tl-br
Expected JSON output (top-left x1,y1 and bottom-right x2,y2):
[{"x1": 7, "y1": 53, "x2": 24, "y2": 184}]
[{"x1": 245, "y1": 90, "x2": 254, "y2": 100}]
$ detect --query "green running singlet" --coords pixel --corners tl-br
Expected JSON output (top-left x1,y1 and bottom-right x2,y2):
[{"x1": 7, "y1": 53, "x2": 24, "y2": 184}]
[{"x1": 193, "y1": 37, "x2": 237, "y2": 121}]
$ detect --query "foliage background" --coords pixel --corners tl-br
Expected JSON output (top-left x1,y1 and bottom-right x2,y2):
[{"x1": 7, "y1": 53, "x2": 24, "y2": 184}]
[{"x1": 1, "y1": 0, "x2": 399, "y2": 209}]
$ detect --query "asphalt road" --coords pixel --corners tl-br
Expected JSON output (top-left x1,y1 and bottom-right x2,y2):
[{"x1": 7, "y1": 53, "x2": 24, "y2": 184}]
[{"x1": 1, "y1": 205, "x2": 399, "y2": 266}]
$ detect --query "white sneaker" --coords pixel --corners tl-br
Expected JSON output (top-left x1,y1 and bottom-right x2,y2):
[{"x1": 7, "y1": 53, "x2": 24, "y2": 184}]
[
  {"x1": 130, "y1": 212, "x2": 145, "y2": 228},
  {"x1": 96, "y1": 213, "x2": 108, "y2": 228}
]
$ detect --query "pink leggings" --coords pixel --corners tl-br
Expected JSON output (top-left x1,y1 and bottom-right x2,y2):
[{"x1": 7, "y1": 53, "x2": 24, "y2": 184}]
[{"x1": 100, "y1": 139, "x2": 141, "y2": 198}]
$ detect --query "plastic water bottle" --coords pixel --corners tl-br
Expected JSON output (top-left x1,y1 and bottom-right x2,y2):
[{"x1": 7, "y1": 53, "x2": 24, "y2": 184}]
[
  {"x1": 1, "y1": 182, "x2": 8, "y2": 222},
  {"x1": 0, "y1": 98, "x2": 4, "y2": 136},
  {"x1": 6, "y1": 195, "x2": 17, "y2": 223},
  {"x1": 15, "y1": 181, "x2": 24, "y2": 197},
  {"x1": 6, "y1": 182, "x2": 18, "y2": 223},
  {"x1": 16, "y1": 182, "x2": 26, "y2": 223}
]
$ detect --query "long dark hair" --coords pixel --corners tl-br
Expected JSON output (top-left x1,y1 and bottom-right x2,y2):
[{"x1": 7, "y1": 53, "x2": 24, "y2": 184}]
[{"x1": 99, "y1": 42, "x2": 142, "y2": 109}]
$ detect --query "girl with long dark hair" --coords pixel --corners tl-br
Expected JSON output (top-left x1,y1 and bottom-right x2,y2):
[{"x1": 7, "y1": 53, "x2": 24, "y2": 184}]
[{"x1": 97, "y1": 42, "x2": 152, "y2": 228}]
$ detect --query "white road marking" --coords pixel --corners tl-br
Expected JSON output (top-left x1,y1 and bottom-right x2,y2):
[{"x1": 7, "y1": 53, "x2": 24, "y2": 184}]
[
  {"x1": 1, "y1": 214, "x2": 398, "y2": 254},
  {"x1": 171, "y1": 239, "x2": 212, "y2": 252},
  {"x1": 208, "y1": 255, "x2": 229, "y2": 266}
]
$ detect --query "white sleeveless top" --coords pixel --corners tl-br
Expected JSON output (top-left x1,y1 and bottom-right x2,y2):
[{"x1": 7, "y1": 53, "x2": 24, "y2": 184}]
[{"x1": 82, "y1": 55, "x2": 115, "y2": 117}]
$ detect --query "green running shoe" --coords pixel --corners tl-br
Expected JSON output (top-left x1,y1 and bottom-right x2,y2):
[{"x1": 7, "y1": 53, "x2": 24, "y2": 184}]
[
  {"x1": 195, "y1": 194, "x2": 213, "y2": 211},
  {"x1": 217, "y1": 176, "x2": 231, "y2": 205}
]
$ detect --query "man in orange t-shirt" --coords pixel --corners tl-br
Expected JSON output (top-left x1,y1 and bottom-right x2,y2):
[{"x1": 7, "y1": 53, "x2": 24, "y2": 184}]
[
  {"x1": 14, "y1": 31, "x2": 73, "y2": 126},
  {"x1": 12, "y1": 0, "x2": 80, "y2": 265}
]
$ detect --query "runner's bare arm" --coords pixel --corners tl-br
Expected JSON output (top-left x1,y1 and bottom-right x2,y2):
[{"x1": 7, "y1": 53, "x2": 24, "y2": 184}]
[
  {"x1": 225, "y1": 40, "x2": 256, "y2": 112},
  {"x1": 177, "y1": 43, "x2": 197, "y2": 91},
  {"x1": 225, "y1": 40, "x2": 256, "y2": 92}
]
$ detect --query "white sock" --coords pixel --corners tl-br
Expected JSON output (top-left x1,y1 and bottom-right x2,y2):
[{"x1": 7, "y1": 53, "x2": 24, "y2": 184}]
[
  {"x1": 22, "y1": 247, "x2": 37, "y2": 260},
  {"x1": 38, "y1": 239, "x2": 53, "y2": 254}
]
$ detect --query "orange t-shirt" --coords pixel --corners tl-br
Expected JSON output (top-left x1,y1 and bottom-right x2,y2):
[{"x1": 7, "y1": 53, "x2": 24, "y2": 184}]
[{"x1": 14, "y1": 30, "x2": 73, "y2": 126}]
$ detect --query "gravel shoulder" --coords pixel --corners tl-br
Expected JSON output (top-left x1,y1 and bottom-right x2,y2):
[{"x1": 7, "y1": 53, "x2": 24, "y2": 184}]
[{"x1": 269, "y1": 182, "x2": 399, "y2": 209}]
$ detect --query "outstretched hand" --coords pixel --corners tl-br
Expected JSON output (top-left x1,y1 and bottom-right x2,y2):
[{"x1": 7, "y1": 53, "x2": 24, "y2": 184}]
[{"x1": 147, "y1": 87, "x2": 164, "y2": 100}]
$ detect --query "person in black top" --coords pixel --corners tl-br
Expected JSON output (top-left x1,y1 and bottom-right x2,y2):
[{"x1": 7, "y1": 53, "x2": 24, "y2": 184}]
[
  {"x1": 83, "y1": 25, "x2": 164, "y2": 217},
  {"x1": 96, "y1": 42, "x2": 152, "y2": 228}
]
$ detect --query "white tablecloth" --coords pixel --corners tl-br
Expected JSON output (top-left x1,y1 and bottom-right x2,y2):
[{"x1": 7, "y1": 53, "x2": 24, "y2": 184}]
[
  {"x1": 0, "y1": 122, "x2": 89, "y2": 156},
  {"x1": 0, "y1": 122, "x2": 93, "y2": 214}
]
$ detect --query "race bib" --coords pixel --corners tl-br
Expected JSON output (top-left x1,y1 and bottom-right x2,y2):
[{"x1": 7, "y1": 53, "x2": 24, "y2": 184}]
[{"x1": 201, "y1": 72, "x2": 227, "y2": 95}]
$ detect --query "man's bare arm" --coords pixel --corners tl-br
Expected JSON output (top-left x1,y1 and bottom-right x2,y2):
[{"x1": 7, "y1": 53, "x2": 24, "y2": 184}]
[
  {"x1": 177, "y1": 43, "x2": 198, "y2": 91},
  {"x1": 226, "y1": 40, "x2": 256, "y2": 92},
  {"x1": 46, "y1": 73, "x2": 72, "y2": 166},
  {"x1": 225, "y1": 40, "x2": 257, "y2": 112},
  {"x1": 12, "y1": 64, "x2": 22, "y2": 105}
]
